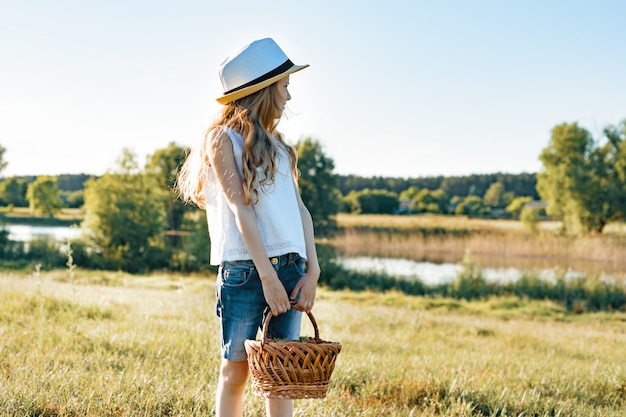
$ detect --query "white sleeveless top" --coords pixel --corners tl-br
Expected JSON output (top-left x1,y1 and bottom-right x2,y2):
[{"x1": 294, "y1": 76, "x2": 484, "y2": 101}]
[{"x1": 203, "y1": 127, "x2": 307, "y2": 265}]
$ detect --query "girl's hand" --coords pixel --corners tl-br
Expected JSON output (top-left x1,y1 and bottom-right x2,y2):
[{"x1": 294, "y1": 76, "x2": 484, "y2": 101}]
[
  {"x1": 290, "y1": 266, "x2": 320, "y2": 313},
  {"x1": 260, "y1": 274, "x2": 292, "y2": 316}
]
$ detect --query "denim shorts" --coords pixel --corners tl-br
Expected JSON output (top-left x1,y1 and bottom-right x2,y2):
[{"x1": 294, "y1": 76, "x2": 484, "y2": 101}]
[{"x1": 215, "y1": 253, "x2": 306, "y2": 361}]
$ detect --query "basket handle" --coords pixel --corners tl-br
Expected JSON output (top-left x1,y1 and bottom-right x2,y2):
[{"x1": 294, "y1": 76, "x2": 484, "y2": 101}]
[{"x1": 261, "y1": 307, "x2": 320, "y2": 346}]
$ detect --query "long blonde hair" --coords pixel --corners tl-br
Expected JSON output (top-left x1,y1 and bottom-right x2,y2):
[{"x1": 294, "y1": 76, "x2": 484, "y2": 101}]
[{"x1": 176, "y1": 81, "x2": 298, "y2": 208}]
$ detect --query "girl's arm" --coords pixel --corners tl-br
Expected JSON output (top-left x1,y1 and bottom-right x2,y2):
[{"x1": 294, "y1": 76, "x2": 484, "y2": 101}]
[
  {"x1": 207, "y1": 130, "x2": 292, "y2": 316},
  {"x1": 289, "y1": 179, "x2": 321, "y2": 313}
]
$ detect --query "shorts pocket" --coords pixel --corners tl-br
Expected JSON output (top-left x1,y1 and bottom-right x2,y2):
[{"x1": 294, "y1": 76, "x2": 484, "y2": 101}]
[
  {"x1": 220, "y1": 265, "x2": 253, "y2": 287},
  {"x1": 291, "y1": 259, "x2": 306, "y2": 278}
]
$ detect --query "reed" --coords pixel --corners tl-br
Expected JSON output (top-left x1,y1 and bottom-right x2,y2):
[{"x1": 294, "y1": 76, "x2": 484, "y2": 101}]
[
  {"x1": 1, "y1": 270, "x2": 625, "y2": 416},
  {"x1": 331, "y1": 214, "x2": 626, "y2": 278}
]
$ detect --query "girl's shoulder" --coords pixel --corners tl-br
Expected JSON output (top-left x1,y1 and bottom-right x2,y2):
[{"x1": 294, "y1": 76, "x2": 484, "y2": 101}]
[{"x1": 208, "y1": 126, "x2": 244, "y2": 149}]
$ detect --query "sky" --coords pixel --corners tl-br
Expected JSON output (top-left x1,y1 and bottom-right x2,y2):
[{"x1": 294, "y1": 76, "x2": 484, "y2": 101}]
[{"x1": 1, "y1": 0, "x2": 625, "y2": 179}]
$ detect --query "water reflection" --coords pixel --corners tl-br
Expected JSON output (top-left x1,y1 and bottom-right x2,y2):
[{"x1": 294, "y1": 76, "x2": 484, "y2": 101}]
[
  {"x1": 339, "y1": 257, "x2": 460, "y2": 286},
  {"x1": 338, "y1": 256, "x2": 617, "y2": 286},
  {"x1": 1, "y1": 224, "x2": 83, "y2": 242}
]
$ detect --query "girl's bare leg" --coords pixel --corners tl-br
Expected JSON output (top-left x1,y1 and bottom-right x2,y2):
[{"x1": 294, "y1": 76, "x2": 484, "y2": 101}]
[{"x1": 216, "y1": 359, "x2": 249, "y2": 417}]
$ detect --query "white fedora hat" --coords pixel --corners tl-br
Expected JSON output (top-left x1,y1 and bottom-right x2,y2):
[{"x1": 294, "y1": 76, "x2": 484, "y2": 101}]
[{"x1": 216, "y1": 38, "x2": 309, "y2": 105}]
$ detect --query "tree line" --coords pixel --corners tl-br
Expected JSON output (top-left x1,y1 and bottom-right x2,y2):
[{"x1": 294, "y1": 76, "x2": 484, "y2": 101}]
[
  {"x1": 0, "y1": 146, "x2": 541, "y2": 222},
  {"x1": 0, "y1": 118, "x2": 625, "y2": 272},
  {"x1": 337, "y1": 172, "x2": 539, "y2": 200}
]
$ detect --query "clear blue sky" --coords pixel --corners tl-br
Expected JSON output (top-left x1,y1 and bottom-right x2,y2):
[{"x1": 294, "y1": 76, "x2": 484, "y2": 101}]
[{"x1": 2, "y1": 0, "x2": 625, "y2": 178}]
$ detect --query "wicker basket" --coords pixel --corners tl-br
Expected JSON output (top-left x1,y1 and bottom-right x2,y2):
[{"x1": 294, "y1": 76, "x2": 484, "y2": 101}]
[{"x1": 244, "y1": 310, "x2": 342, "y2": 399}]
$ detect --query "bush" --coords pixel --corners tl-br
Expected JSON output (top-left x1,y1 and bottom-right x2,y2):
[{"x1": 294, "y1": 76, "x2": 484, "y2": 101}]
[
  {"x1": 454, "y1": 196, "x2": 490, "y2": 216},
  {"x1": 343, "y1": 189, "x2": 399, "y2": 214},
  {"x1": 449, "y1": 251, "x2": 491, "y2": 300},
  {"x1": 24, "y1": 239, "x2": 66, "y2": 269}
]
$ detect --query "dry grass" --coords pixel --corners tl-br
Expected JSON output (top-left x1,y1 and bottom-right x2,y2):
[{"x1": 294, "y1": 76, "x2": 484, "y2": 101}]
[
  {"x1": 335, "y1": 213, "x2": 626, "y2": 235},
  {"x1": 335, "y1": 213, "x2": 560, "y2": 233},
  {"x1": 1, "y1": 269, "x2": 626, "y2": 416},
  {"x1": 1, "y1": 207, "x2": 82, "y2": 219}
]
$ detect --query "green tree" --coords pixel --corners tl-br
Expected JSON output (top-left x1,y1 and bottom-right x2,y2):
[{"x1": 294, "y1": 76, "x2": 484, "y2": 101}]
[
  {"x1": 63, "y1": 189, "x2": 85, "y2": 208},
  {"x1": 146, "y1": 142, "x2": 189, "y2": 247},
  {"x1": 399, "y1": 186, "x2": 420, "y2": 201},
  {"x1": 172, "y1": 210, "x2": 212, "y2": 272},
  {"x1": 483, "y1": 181, "x2": 505, "y2": 208},
  {"x1": 82, "y1": 149, "x2": 168, "y2": 272},
  {"x1": 502, "y1": 191, "x2": 517, "y2": 207},
  {"x1": 0, "y1": 176, "x2": 28, "y2": 207},
  {"x1": 454, "y1": 195, "x2": 489, "y2": 216},
  {"x1": 612, "y1": 123, "x2": 626, "y2": 184},
  {"x1": 295, "y1": 138, "x2": 341, "y2": 235},
  {"x1": 344, "y1": 188, "x2": 399, "y2": 214},
  {"x1": 343, "y1": 190, "x2": 360, "y2": 213},
  {"x1": 410, "y1": 188, "x2": 448, "y2": 214},
  {"x1": 505, "y1": 196, "x2": 533, "y2": 219},
  {"x1": 0, "y1": 144, "x2": 7, "y2": 176},
  {"x1": 600, "y1": 121, "x2": 626, "y2": 221},
  {"x1": 26, "y1": 176, "x2": 65, "y2": 217},
  {"x1": 537, "y1": 121, "x2": 626, "y2": 234}
]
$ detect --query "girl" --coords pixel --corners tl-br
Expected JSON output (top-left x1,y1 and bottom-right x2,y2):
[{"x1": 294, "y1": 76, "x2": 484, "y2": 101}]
[{"x1": 176, "y1": 38, "x2": 320, "y2": 417}]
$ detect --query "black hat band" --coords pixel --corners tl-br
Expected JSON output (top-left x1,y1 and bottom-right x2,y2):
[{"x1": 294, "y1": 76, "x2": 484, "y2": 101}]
[{"x1": 224, "y1": 59, "x2": 294, "y2": 95}]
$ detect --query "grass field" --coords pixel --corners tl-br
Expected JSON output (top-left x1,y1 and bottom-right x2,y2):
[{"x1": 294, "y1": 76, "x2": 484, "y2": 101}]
[{"x1": 2, "y1": 268, "x2": 625, "y2": 416}]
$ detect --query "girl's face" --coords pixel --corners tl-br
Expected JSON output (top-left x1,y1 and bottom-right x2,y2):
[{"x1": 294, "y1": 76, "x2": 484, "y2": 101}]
[{"x1": 273, "y1": 75, "x2": 291, "y2": 118}]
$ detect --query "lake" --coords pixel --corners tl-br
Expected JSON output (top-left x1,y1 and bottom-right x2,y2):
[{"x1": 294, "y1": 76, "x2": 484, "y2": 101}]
[{"x1": 338, "y1": 256, "x2": 599, "y2": 286}]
